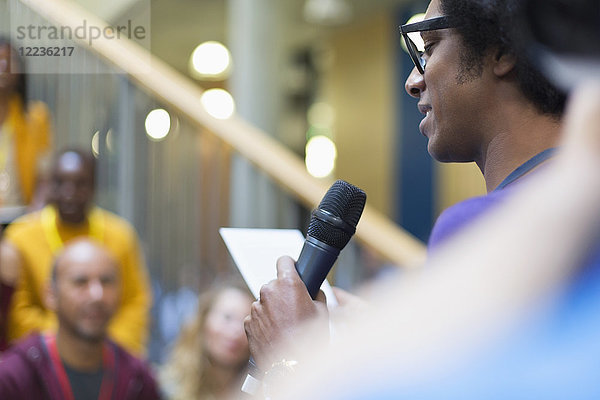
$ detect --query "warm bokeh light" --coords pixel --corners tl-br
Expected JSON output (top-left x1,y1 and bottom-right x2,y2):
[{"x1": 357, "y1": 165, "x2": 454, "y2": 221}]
[
  {"x1": 145, "y1": 109, "x2": 171, "y2": 141},
  {"x1": 201, "y1": 89, "x2": 235, "y2": 119},
  {"x1": 91, "y1": 130, "x2": 100, "y2": 158},
  {"x1": 305, "y1": 135, "x2": 337, "y2": 178},
  {"x1": 308, "y1": 102, "x2": 335, "y2": 129},
  {"x1": 303, "y1": 0, "x2": 353, "y2": 26},
  {"x1": 401, "y1": 13, "x2": 426, "y2": 54},
  {"x1": 190, "y1": 41, "x2": 231, "y2": 80}
]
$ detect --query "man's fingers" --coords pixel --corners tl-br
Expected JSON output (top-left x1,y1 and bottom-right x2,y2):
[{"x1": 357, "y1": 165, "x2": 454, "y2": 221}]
[
  {"x1": 276, "y1": 255, "x2": 299, "y2": 280},
  {"x1": 243, "y1": 314, "x2": 252, "y2": 335}
]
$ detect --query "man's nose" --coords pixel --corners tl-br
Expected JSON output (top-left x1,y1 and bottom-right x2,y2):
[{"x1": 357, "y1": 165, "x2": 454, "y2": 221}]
[
  {"x1": 61, "y1": 182, "x2": 77, "y2": 197},
  {"x1": 405, "y1": 66, "x2": 425, "y2": 98},
  {"x1": 88, "y1": 280, "x2": 104, "y2": 300}
]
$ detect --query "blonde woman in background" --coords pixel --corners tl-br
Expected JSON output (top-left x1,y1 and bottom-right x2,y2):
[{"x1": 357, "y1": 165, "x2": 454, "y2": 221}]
[{"x1": 160, "y1": 284, "x2": 253, "y2": 400}]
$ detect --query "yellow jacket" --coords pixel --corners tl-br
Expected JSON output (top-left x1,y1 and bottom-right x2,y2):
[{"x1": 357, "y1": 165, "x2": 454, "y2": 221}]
[
  {"x1": 5, "y1": 95, "x2": 52, "y2": 204},
  {"x1": 4, "y1": 206, "x2": 152, "y2": 356}
]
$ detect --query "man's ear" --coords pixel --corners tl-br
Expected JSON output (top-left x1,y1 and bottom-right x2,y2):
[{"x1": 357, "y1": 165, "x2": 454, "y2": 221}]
[
  {"x1": 44, "y1": 282, "x2": 57, "y2": 312},
  {"x1": 493, "y1": 49, "x2": 517, "y2": 78}
]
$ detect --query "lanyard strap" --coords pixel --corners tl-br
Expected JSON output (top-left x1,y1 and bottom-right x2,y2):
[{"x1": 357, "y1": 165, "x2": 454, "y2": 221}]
[
  {"x1": 494, "y1": 148, "x2": 558, "y2": 191},
  {"x1": 41, "y1": 205, "x2": 105, "y2": 253},
  {"x1": 45, "y1": 334, "x2": 116, "y2": 400}
]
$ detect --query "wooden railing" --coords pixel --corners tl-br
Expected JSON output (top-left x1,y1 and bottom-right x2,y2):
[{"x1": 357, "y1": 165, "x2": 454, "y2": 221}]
[{"x1": 21, "y1": 0, "x2": 427, "y2": 268}]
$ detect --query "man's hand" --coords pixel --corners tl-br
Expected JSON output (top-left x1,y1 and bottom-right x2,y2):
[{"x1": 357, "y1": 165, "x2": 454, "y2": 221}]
[{"x1": 244, "y1": 256, "x2": 328, "y2": 370}]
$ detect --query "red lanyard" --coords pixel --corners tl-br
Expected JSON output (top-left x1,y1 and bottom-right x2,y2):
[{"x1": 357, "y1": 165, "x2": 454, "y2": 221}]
[{"x1": 45, "y1": 334, "x2": 116, "y2": 400}]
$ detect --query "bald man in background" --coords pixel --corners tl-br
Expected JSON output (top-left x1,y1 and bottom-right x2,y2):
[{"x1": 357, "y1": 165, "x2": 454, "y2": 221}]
[{"x1": 0, "y1": 239, "x2": 160, "y2": 399}]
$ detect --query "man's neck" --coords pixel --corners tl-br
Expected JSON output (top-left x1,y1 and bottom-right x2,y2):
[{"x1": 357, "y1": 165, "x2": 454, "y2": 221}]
[
  {"x1": 53, "y1": 205, "x2": 89, "y2": 228},
  {"x1": 476, "y1": 104, "x2": 562, "y2": 192},
  {"x1": 55, "y1": 328, "x2": 104, "y2": 372}
]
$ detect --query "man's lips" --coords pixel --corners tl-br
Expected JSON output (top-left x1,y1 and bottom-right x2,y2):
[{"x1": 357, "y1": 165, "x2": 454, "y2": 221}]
[
  {"x1": 418, "y1": 104, "x2": 432, "y2": 135},
  {"x1": 418, "y1": 103, "x2": 432, "y2": 115}
]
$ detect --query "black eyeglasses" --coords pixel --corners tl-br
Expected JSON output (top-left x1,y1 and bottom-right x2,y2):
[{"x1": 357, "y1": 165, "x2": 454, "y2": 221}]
[{"x1": 399, "y1": 16, "x2": 456, "y2": 74}]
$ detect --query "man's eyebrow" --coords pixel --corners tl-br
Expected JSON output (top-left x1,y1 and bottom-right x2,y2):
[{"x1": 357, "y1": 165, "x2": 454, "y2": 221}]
[{"x1": 420, "y1": 31, "x2": 442, "y2": 41}]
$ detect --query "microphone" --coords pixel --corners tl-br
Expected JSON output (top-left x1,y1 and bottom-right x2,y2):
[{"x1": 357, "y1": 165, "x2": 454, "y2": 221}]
[
  {"x1": 241, "y1": 180, "x2": 366, "y2": 395},
  {"x1": 296, "y1": 179, "x2": 367, "y2": 298}
]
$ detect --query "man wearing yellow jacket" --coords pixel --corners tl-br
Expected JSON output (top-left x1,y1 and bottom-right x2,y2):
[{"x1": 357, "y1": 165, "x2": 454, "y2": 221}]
[{"x1": 2, "y1": 149, "x2": 151, "y2": 356}]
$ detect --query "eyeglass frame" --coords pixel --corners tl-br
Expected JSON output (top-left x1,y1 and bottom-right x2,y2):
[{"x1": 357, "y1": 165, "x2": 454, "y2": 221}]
[{"x1": 399, "y1": 16, "x2": 457, "y2": 74}]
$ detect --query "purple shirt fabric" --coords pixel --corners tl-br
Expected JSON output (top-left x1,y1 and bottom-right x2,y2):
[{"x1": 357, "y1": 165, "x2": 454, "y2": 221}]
[
  {"x1": 0, "y1": 334, "x2": 161, "y2": 400},
  {"x1": 428, "y1": 148, "x2": 557, "y2": 252},
  {"x1": 427, "y1": 188, "x2": 511, "y2": 252}
]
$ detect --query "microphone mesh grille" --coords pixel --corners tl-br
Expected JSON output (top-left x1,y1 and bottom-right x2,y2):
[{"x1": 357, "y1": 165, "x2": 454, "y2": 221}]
[{"x1": 307, "y1": 180, "x2": 366, "y2": 250}]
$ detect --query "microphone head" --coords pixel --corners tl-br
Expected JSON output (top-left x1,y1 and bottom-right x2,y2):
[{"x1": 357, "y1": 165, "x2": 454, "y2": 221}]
[{"x1": 307, "y1": 180, "x2": 366, "y2": 250}]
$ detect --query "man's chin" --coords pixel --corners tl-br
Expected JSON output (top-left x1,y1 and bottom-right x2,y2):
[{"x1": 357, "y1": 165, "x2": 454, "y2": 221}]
[
  {"x1": 427, "y1": 140, "x2": 449, "y2": 162},
  {"x1": 57, "y1": 209, "x2": 87, "y2": 224},
  {"x1": 74, "y1": 325, "x2": 108, "y2": 343}
]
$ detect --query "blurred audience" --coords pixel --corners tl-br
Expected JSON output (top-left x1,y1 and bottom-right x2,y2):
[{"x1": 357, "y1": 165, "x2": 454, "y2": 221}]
[
  {"x1": 0, "y1": 35, "x2": 53, "y2": 351},
  {"x1": 160, "y1": 284, "x2": 252, "y2": 400},
  {"x1": 1, "y1": 148, "x2": 151, "y2": 355},
  {"x1": 0, "y1": 239, "x2": 160, "y2": 399}
]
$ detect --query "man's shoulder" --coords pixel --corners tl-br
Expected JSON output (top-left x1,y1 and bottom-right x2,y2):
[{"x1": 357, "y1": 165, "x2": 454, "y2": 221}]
[
  {"x1": 96, "y1": 207, "x2": 133, "y2": 227},
  {"x1": 3, "y1": 210, "x2": 44, "y2": 242},
  {"x1": 1, "y1": 333, "x2": 43, "y2": 360},
  {"x1": 0, "y1": 334, "x2": 50, "y2": 395},
  {"x1": 6, "y1": 210, "x2": 43, "y2": 229},
  {"x1": 109, "y1": 341, "x2": 160, "y2": 399},
  {"x1": 95, "y1": 208, "x2": 138, "y2": 239},
  {"x1": 428, "y1": 190, "x2": 511, "y2": 251},
  {"x1": 110, "y1": 340, "x2": 155, "y2": 377}
]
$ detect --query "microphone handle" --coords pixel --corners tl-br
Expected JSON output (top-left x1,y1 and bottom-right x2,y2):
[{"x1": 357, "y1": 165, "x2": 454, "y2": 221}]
[{"x1": 295, "y1": 235, "x2": 341, "y2": 299}]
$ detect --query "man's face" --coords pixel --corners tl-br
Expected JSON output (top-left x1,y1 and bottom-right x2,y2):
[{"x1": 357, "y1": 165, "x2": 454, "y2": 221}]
[
  {"x1": 52, "y1": 243, "x2": 120, "y2": 343},
  {"x1": 405, "y1": 0, "x2": 492, "y2": 163},
  {"x1": 51, "y1": 152, "x2": 94, "y2": 224}
]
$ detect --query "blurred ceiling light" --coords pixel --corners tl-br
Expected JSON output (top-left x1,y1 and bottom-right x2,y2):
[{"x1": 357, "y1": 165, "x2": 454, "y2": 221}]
[
  {"x1": 201, "y1": 88, "x2": 235, "y2": 119},
  {"x1": 91, "y1": 130, "x2": 100, "y2": 158},
  {"x1": 145, "y1": 109, "x2": 171, "y2": 141},
  {"x1": 189, "y1": 41, "x2": 231, "y2": 80},
  {"x1": 401, "y1": 13, "x2": 426, "y2": 54},
  {"x1": 307, "y1": 102, "x2": 335, "y2": 129},
  {"x1": 106, "y1": 129, "x2": 114, "y2": 152},
  {"x1": 303, "y1": 0, "x2": 353, "y2": 26},
  {"x1": 305, "y1": 135, "x2": 337, "y2": 178}
]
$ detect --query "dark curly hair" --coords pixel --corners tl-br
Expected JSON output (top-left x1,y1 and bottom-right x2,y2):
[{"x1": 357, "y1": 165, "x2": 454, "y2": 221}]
[{"x1": 439, "y1": 0, "x2": 566, "y2": 116}]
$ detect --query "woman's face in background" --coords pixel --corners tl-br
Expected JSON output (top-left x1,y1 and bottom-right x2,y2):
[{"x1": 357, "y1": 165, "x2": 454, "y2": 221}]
[
  {"x1": 204, "y1": 287, "x2": 252, "y2": 369},
  {"x1": 0, "y1": 44, "x2": 21, "y2": 93}
]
